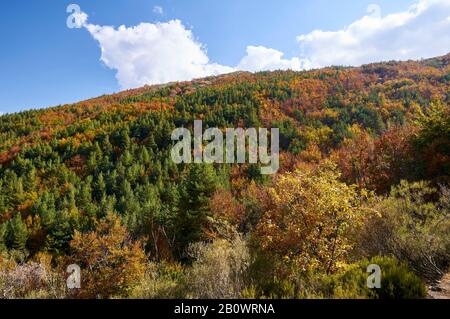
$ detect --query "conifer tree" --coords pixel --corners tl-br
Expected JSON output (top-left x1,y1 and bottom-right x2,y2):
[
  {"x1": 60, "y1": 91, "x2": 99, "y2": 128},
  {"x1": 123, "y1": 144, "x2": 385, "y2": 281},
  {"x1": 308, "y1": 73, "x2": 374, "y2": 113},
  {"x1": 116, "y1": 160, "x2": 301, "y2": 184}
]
[
  {"x1": 176, "y1": 164, "x2": 218, "y2": 256},
  {"x1": 7, "y1": 213, "x2": 29, "y2": 252},
  {"x1": 0, "y1": 222, "x2": 7, "y2": 253}
]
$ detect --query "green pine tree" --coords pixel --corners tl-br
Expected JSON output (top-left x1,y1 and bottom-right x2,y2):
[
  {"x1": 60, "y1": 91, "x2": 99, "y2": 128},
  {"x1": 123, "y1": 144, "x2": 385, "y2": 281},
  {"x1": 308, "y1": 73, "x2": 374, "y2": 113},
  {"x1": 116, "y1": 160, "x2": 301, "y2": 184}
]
[
  {"x1": 176, "y1": 164, "x2": 218, "y2": 256},
  {"x1": 7, "y1": 213, "x2": 29, "y2": 252}
]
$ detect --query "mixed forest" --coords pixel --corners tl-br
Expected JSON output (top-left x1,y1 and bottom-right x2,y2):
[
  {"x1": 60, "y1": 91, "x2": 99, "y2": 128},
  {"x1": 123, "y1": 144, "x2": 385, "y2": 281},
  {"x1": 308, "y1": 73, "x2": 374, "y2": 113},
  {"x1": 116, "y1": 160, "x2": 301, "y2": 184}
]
[{"x1": 0, "y1": 53, "x2": 449, "y2": 299}]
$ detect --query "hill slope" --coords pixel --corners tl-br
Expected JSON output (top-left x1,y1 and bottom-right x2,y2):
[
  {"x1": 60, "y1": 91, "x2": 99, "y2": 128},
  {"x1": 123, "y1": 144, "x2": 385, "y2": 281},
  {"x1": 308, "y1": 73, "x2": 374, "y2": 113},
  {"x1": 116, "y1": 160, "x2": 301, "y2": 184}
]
[{"x1": 0, "y1": 54, "x2": 449, "y2": 299}]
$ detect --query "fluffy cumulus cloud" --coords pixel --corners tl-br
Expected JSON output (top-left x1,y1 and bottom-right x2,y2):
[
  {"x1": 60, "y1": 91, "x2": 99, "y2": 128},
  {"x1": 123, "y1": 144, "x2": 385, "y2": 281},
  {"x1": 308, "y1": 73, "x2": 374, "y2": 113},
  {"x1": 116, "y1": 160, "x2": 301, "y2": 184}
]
[
  {"x1": 297, "y1": 0, "x2": 450, "y2": 68},
  {"x1": 237, "y1": 46, "x2": 302, "y2": 72},
  {"x1": 84, "y1": 20, "x2": 234, "y2": 88},
  {"x1": 79, "y1": 0, "x2": 450, "y2": 89},
  {"x1": 79, "y1": 14, "x2": 303, "y2": 89}
]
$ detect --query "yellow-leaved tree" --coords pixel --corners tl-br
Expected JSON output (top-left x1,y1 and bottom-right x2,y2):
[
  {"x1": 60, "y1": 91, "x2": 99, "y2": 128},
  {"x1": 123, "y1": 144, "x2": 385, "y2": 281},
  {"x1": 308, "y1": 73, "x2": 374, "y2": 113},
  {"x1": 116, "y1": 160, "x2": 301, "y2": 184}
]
[{"x1": 255, "y1": 162, "x2": 366, "y2": 275}]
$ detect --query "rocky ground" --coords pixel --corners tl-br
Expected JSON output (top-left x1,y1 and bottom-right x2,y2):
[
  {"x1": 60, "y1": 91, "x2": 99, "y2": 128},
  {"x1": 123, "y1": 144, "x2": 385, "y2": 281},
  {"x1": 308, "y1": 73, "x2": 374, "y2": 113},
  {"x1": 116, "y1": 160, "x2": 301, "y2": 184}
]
[{"x1": 427, "y1": 273, "x2": 450, "y2": 299}]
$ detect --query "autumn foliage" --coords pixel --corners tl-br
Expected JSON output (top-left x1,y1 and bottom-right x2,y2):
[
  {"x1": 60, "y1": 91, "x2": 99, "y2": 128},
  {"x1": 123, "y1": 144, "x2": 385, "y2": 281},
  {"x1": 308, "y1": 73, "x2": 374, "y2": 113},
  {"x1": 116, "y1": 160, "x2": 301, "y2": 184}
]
[
  {"x1": 0, "y1": 53, "x2": 449, "y2": 298},
  {"x1": 67, "y1": 214, "x2": 147, "y2": 298}
]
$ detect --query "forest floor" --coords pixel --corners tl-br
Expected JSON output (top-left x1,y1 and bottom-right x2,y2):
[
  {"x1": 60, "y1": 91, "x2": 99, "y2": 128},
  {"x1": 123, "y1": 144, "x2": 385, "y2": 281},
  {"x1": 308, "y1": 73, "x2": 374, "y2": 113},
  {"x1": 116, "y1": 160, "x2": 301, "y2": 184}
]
[{"x1": 427, "y1": 273, "x2": 450, "y2": 299}]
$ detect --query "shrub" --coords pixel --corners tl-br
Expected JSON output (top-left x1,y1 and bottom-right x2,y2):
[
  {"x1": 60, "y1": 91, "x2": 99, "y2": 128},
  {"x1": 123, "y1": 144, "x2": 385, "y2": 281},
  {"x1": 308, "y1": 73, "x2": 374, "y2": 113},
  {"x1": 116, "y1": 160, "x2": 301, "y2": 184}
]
[
  {"x1": 186, "y1": 235, "x2": 251, "y2": 299},
  {"x1": 318, "y1": 256, "x2": 426, "y2": 299},
  {"x1": 0, "y1": 258, "x2": 66, "y2": 299},
  {"x1": 357, "y1": 181, "x2": 450, "y2": 280},
  {"x1": 130, "y1": 262, "x2": 186, "y2": 299},
  {"x1": 255, "y1": 277, "x2": 297, "y2": 299}
]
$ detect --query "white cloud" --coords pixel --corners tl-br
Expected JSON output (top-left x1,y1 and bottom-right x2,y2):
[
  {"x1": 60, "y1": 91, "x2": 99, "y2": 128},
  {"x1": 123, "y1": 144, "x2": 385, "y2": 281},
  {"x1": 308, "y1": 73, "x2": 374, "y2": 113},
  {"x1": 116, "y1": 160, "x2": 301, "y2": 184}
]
[
  {"x1": 237, "y1": 46, "x2": 302, "y2": 72},
  {"x1": 296, "y1": 0, "x2": 450, "y2": 68},
  {"x1": 153, "y1": 6, "x2": 163, "y2": 15},
  {"x1": 81, "y1": 17, "x2": 301, "y2": 89},
  {"x1": 79, "y1": 0, "x2": 450, "y2": 89},
  {"x1": 84, "y1": 19, "x2": 234, "y2": 88}
]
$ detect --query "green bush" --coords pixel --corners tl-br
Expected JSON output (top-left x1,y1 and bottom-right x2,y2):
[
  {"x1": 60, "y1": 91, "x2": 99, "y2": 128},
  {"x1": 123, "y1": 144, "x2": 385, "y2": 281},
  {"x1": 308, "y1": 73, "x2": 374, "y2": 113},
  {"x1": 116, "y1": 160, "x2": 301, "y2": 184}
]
[
  {"x1": 357, "y1": 181, "x2": 450, "y2": 280},
  {"x1": 318, "y1": 256, "x2": 426, "y2": 299},
  {"x1": 130, "y1": 262, "x2": 186, "y2": 299},
  {"x1": 256, "y1": 277, "x2": 297, "y2": 299}
]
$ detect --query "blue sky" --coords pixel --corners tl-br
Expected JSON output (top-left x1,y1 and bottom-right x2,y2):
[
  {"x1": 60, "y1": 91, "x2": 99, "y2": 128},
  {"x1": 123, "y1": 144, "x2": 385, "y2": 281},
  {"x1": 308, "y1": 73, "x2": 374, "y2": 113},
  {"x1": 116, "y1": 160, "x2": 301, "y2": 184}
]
[{"x1": 1, "y1": 0, "x2": 449, "y2": 114}]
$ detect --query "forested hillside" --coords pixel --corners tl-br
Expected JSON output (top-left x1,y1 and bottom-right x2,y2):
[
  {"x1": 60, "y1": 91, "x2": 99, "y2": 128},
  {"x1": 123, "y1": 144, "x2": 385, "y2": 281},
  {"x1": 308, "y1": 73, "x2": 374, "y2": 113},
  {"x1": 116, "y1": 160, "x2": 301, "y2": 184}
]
[{"x1": 0, "y1": 54, "x2": 449, "y2": 299}]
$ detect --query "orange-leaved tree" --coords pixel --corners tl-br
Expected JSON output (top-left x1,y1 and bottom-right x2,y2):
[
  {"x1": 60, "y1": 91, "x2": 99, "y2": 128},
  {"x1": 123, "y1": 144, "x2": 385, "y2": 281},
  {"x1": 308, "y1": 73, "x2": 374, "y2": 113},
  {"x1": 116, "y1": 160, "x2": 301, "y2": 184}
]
[{"x1": 67, "y1": 213, "x2": 147, "y2": 298}]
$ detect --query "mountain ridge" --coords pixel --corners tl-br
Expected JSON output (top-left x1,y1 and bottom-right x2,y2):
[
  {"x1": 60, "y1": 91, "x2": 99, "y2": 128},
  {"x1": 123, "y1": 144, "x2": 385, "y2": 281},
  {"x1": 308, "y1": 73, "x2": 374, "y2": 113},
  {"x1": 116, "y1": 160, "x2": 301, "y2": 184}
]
[{"x1": 2, "y1": 52, "x2": 449, "y2": 117}]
